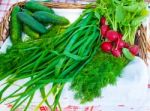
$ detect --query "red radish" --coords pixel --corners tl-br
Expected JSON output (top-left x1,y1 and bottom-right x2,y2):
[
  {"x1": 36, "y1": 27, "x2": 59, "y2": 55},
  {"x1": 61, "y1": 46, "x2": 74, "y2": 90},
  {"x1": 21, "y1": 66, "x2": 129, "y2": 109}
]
[
  {"x1": 128, "y1": 45, "x2": 139, "y2": 55},
  {"x1": 101, "y1": 25, "x2": 110, "y2": 37},
  {"x1": 118, "y1": 32, "x2": 123, "y2": 39},
  {"x1": 100, "y1": 17, "x2": 106, "y2": 25},
  {"x1": 111, "y1": 48, "x2": 122, "y2": 57},
  {"x1": 101, "y1": 42, "x2": 113, "y2": 53},
  {"x1": 124, "y1": 42, "x2": 130, "y2": 48},
  {"x1": 106, "y1": 30, "x2": 119, "y2": 41},
  {"x1": 116, "y1": 39, "x2": 125, "y2": 49}
]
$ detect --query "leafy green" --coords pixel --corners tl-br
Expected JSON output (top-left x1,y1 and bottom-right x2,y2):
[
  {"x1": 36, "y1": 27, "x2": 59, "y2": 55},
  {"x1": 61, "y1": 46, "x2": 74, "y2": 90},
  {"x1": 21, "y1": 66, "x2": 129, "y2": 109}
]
[
  {"x1": 115, "y1": 5, "x2": 126, "y2": 23},
  {"x1": 41, "y1": 25, "x2": 66, "y2": 38},
  {"x1": 0, "y1": 10, "x2": 101, "y2": 111},
  {"x1": 71, "y1": 50, "x2": 129, "y2": 103},
  {"x1": 96, "y1": 0, "x2": 149, "y2": 44}
]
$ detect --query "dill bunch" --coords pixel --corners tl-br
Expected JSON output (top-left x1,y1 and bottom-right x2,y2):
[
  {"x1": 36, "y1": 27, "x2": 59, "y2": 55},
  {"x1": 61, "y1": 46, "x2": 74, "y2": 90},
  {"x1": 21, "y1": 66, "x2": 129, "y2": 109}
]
[{"x1": 71, "y1": 49, "x2": 129, "y2": 103}]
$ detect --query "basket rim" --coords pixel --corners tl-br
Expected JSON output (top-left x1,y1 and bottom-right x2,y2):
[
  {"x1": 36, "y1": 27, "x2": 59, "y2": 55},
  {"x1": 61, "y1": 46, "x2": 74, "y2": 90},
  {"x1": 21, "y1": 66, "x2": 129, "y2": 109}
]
[{"x1": 14, "y1": 1, "x2": 88, "y2": 9}]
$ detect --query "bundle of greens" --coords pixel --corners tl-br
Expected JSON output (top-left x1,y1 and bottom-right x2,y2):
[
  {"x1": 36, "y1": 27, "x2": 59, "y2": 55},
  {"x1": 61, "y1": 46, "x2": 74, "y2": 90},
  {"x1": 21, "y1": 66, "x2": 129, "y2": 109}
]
[
  {"x1": 0, "y1": 9, "x2": 101, "y2": 111},
  {"x1": 71, "y1": 49, "x2": 129, "y2": 103},
  {"x1": 96, "y1": 0, "x2": 148, "y2": 44}
]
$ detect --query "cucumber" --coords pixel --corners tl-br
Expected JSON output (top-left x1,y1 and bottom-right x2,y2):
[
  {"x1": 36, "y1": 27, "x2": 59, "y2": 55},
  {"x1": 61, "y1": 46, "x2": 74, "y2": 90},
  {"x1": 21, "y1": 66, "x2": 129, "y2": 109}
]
[
  {"x1": 24, "y1": 1, "x2": 54, "y2": 13},
  {"x1": 22, "y1": 9, "x2": 43, "y2": 37},
  {"x1": 33, "y1": 11, "x2": 70, "y2": 26},
  {"x1": 23, "y1": 25, "x2": 39, "y2": 39},
  {"x1": 22, "y1": 9, "x2": 33, "y2": 15},
  {"x1": 10, "y1": 6, "x2": 22, "y2": 44},
  {"x1": 17, "y1": 12, "x2": 47, "y2": 34},
  {"x1": 123, "y1": 48, "x2": 135, "y2": 60},
  {"x1": 22, "y1": 9, "x2": 49, "y2": 26}
]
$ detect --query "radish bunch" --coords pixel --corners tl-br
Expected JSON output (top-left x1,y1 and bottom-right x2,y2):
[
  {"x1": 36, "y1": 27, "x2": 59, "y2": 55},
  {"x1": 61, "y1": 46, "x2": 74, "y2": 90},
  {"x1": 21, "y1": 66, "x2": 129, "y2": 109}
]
[{"x1": 100, "y1": 17, "x2": 139, "y2": 58}]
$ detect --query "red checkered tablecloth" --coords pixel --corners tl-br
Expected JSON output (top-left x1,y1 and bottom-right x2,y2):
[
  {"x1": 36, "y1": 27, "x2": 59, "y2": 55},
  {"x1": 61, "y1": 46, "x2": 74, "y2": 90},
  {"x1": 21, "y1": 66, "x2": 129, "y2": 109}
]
[
  {"x1": 0, "y1": 0, "x2": 90, "y2": 22},
  {"x1": 0, "y1": 0, "x2": 28, "y2": 22}
]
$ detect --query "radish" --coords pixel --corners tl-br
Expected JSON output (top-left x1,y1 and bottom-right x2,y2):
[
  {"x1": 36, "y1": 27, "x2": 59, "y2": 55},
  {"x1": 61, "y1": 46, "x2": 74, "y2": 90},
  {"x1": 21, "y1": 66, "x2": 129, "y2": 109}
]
[
  {"x1": 112, "y1": 48, "x2": 122, "y2": 57},
  {"x1": 116, "y1": 39, "x2": 125, "y2": 49},
  {"x1": 101, "y1": 25, "x2": 110, "y2": 37},
  {"x1": 101, "y1": 42, "x2": 112, "y2": 53},
  {"x1": 106, "y1": 30, "x2": 119, "y2": 41},
  {"x1": 100, "y1": 17, "x2": 106, "y2": 25},
  {"x1": 124, "y1": 42, "x2": 130, "y2": 48},
  {"x1": 128, "y1": 45, "x2": 139, "y2": 55},
  {"x1": 118, "y1": 32, "x2": 123, "y2": 39}
]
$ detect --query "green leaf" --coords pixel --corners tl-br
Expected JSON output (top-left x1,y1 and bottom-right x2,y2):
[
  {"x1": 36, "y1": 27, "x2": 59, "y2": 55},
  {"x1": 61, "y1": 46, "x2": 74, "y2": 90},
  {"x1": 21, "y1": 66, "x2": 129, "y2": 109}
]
[
  {"x1": 115, "y1": 6, "x2": 126, "y2": 23},
  {"x1": 40, "y1": 87, "x2": 52, "y2": 110},
  {"x1": 123, "y1": 4, "x2": 138, "y2": 12},
  {"x1": 131, "y1": 16, "x2": 145, "y2": 26},
  {"x1": 141, "y1": 9, "x2": 149, "y2": 16},
  {"x1": 95, "y1": 11, "x2": 101, "y2": 20},
  {"x1": 123, "y1": 48, "x2": 135, "y2": 60}
]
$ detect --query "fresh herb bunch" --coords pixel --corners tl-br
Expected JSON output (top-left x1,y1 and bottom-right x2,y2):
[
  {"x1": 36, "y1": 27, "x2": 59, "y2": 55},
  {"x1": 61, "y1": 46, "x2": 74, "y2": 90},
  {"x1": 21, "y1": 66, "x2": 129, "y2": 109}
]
[
  {"x1": 96, "y1": 0, "x2": 148, "y2": 44},
  {"x1": 0, "y1": 9, "x2": 101, "y2": 111},
  {"x1": 71, "y1": 49, "x2": 129, "y2": 103},
  {"x1": 41, "y1": 25, "x2": 66, "y2": 38}
]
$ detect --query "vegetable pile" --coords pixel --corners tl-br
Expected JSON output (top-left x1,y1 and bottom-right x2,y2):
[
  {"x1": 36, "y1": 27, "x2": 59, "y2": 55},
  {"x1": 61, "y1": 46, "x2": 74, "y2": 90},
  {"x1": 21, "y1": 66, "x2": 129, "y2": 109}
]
[
  {"x1": 0, "y1": 0, "x2": 148, "y2": 111},
  {"x1": 100, "y1": 17, "x2": 139, "y2": 59},
  {"x1": 0, "y1": 3, "x2": 101, "y2": 111},
  {"x1": 10, "y1": 1, "x2": 69, "y2": 44},
  {"x1": 97, "y1": 0, "x2": 148, "y2": 44},
  {"x1": 97, "y1": 0, "x2": 148, "y2": 60}
]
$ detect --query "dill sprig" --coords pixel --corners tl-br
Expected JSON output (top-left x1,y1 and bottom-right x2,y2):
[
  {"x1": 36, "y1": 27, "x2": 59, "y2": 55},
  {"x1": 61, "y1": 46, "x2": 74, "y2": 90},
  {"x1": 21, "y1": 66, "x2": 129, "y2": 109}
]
[{"x1": 71, "y1": 49, "x2": 129, "y2": 103}]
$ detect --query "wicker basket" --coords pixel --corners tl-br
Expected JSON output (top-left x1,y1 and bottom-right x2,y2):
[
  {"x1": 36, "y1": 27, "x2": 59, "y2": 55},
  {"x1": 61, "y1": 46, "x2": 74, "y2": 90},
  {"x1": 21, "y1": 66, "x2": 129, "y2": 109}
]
[{"x1": 0, "y1": 1, "x2": 150, "y2": 63}]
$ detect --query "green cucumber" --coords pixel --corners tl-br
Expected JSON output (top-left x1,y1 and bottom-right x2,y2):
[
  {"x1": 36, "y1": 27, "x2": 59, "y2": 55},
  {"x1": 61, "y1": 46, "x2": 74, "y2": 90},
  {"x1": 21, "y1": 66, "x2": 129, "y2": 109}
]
[
  {"x1": 24, "y1": 1, "x2": 54, "y2": 13},
  {"x1": 23, "y1": 25, "x2": 39, "y2": 39},
  {"x1": 10, "y1": 6, "x2": 22, "y2": 44},
  {"x1": 22, "y1": 9, "x2": 33, "y2": 15},
  {"x1": 33, "y1": 11, "x2": 70, "y2": 26},
  {"x1": 17, "y1": 12, "x2": 47, "y2": 34},
  {"x1": 22, "y1": 9, "x2": 50, "y2": 27},
  {"x1": 123, "y1": 48, "x2": 135, "y2": 60},
  {"x1": 22, "y1": 9, "x2": 40, "y2": 38}
]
